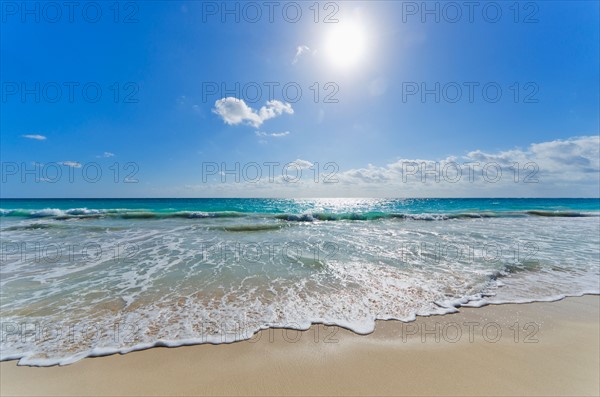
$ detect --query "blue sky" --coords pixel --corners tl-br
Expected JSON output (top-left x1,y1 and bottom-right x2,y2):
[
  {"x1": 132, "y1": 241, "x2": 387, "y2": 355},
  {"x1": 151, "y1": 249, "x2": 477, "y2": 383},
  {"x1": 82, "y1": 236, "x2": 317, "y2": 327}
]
[{"x1": 1, "y1": 1, "x2": 599, "y2": 197}]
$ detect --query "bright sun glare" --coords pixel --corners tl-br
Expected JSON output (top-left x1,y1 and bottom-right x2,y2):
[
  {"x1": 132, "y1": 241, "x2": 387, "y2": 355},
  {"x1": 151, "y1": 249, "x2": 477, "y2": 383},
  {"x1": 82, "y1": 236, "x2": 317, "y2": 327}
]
[{"x1": 324, "y1": 20, "x2": 367, "y2": 70}]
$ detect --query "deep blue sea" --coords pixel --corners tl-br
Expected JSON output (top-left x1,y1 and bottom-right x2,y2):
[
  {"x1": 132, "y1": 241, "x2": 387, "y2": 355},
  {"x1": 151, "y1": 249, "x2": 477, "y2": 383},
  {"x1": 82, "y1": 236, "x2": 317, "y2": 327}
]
[{"x1": 1, "y1": 198, "x2": 599, "y2": 365}]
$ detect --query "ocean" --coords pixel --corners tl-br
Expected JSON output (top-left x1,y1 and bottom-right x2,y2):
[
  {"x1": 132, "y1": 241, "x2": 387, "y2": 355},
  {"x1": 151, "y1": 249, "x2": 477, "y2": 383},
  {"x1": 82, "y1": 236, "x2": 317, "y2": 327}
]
[{"x1": 1, "y1": 198, "x2": 599, "y2": 365}]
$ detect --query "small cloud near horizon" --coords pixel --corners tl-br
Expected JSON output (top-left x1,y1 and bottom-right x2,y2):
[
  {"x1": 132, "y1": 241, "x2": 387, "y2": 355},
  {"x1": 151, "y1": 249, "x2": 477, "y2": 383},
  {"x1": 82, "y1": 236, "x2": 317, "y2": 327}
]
[
  {"x1": 255, "y1": 131, "x2": 290, "y2": 138},
  {"x1": 22, "y1": 134, "x2": 47, "y2": 141},
  {"x1": 60, "y1": 161, "x2": 82, "y2": 168}
]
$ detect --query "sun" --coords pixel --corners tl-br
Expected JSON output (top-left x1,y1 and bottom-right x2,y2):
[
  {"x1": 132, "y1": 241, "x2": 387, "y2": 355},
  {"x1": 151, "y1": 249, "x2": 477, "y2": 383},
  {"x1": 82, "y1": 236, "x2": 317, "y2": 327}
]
[{"x1": 324, "y1": 20, "x2": 367, "y2": 70}]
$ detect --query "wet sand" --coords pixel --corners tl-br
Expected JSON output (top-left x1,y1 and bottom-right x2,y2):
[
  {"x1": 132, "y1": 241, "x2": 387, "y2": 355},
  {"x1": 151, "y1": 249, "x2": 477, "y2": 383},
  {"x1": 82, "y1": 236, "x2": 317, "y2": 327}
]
[{"x1": 1, "y1": 295, "x2": 598, "y2": 396}]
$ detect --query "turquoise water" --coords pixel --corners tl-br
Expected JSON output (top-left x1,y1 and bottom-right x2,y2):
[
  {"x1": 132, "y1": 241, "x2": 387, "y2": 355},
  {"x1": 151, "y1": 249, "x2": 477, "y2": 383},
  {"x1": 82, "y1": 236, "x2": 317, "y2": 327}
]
[
  {"x1": 1, "y1": 198, "x2": 599, "y2": 365},
  {"x1": 2, "y1": 198, "x2": 599, "y2": 214}
]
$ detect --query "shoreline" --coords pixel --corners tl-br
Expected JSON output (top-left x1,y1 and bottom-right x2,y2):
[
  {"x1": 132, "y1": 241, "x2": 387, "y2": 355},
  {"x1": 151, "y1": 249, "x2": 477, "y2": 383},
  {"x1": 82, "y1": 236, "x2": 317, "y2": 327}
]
[
  {"x1": 2, "y1": 292, "x2": 599, "y2": 367},
  {"x1": 1, "y1": 295, "x2": 599, "y2": 396}
]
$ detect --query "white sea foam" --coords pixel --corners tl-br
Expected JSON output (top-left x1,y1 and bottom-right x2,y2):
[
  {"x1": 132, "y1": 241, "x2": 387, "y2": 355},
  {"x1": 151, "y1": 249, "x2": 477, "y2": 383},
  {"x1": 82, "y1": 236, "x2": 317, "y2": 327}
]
[{"x1": 0, "y1": 214, "x2": 598, "y2": 366}]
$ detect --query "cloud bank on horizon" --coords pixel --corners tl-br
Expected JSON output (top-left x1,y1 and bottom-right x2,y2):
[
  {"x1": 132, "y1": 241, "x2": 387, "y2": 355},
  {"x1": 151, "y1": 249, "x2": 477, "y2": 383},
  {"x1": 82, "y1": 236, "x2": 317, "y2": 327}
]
[
  {"x1": 182, "y1": 135, "x2": 600, "y2": 198},
  {"x1": 3, "y1": 136, "x2": 598, "y2": 198}
]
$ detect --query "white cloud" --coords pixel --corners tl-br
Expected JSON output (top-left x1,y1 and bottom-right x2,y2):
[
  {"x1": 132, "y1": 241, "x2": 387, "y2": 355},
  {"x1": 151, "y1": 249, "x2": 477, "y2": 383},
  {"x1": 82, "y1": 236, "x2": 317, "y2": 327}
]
[
  {"x1": 271, "y1": 132, "x2": 290, "y2": 137},
  {"x1": 292, "y1": 45, "x2": 310, "y2": 64},
  {"x1": 213, "y1": 98, "x2": 293, "y2": 128},
  {"x1": 288, "y1": 159, "x2": 314, "y2": 170},
  {"x1": 97, "y1": 152, "x2": 115, "y2": 158},
  {"x1": 22, "y1": 134, "x2": 46, "y2": 141},
  {"x1": 178, "y1": 136, "x2": 600, "y2": 198},
  {"x1": 464, "y1": 136, "x2": 600, "y2": 181},
  {"x1": 255, "y1": 131, "x2": 290, "y2": 138},
  {"x1": 257, "y1": 101, "x2": 293, "y2": 123},
  {"x1": 61, "y1": 161, "x2": 82, "y2": 168},
  {"x1": 332, "y1": 135, "x2": 600, "y2": 196}
]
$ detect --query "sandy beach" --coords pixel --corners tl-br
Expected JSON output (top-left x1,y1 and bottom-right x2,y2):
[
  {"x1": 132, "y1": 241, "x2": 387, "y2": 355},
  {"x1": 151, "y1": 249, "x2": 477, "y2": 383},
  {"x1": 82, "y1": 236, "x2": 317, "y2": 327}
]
[{"x1": 1, "y1": 295, "x2": 598, "y2": 396}]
